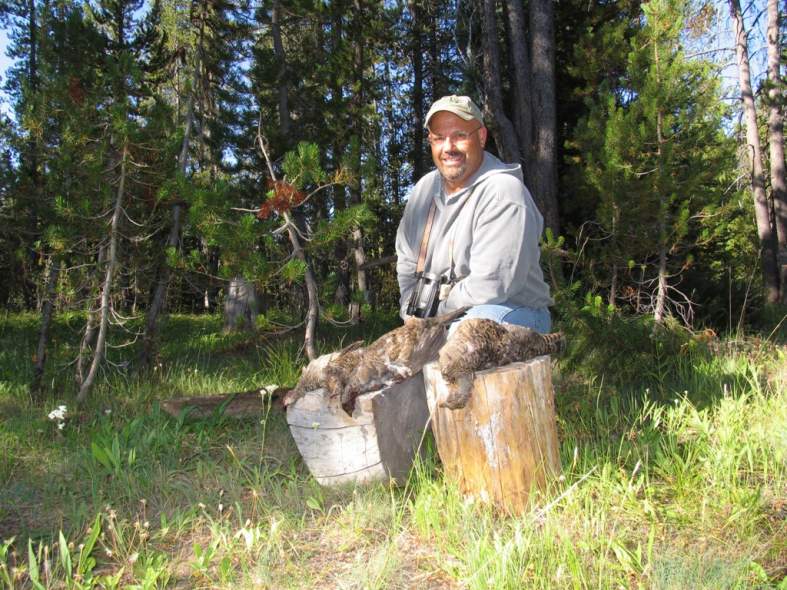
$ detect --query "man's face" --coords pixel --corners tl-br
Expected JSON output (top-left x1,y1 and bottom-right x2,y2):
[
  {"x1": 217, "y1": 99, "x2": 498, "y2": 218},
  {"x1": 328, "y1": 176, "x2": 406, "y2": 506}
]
[{"x1": 428, "y1": 111, "x2": 487, "y2": 194}]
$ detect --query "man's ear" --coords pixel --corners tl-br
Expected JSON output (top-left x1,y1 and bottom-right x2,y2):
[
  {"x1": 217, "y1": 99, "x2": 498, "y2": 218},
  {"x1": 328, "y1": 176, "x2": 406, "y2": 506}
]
[{"x1": 478, "y1": 126, "x2": 488, "y2": 148}]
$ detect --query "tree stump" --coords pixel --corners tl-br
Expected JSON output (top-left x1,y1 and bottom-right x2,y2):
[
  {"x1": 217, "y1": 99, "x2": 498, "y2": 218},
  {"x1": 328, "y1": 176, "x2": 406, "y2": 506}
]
[
  {"x1": 286, "y1": 373, "x2": 429, "y2": 486},
  {"x1": 223, "y1": 277, "x2": 258, "y2": 333},
  {"x1": 423, "y1": 357, "x2": 561, "y2": 513}
]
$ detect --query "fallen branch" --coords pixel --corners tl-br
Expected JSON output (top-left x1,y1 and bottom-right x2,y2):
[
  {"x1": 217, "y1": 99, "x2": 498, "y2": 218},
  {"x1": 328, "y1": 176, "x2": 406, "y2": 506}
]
[{"x1": 161, "y1": 386, "x2": 288, "y2": 419}]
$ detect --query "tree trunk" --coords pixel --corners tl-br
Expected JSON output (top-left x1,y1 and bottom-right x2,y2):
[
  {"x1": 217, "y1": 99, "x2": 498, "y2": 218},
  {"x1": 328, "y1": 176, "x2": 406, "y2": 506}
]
[
  {"x1": 504, "y1": 0, "x2": 533, "y2": 175},
  {"x1": 766, "y1": 0, "x2": 786, "y2": 303},
  {"x1": 383, "y1": 59, "x2": 401, "y2": 206},
  {"x1": 423, "y1": 358, "x2": 561, "y2": 514},
  {"x1": 653, "y1": 246, "x2": 668, "y2": 324},
  {"x1": 141, "y1": 55, "x2": 196, "y2": 366},
  {"x1": 77, "y1": 246, "x2": 105, "y2": 387},
  {"x1": 272, "y1": 0, "x2": 290, "y2": 141},
  {"x1": 609, "y1": 263, "x2": 618, "y2": 308},
  {"x1": 481, "y1": 0, "x2": 521, "y2": 163},
  {"x1": 284, "y1": 212, "x2": 319, "y2": 360},
  {"x1": 529, "y1": 0, "x2": 559, "y2": 234},
  {"x1": 223, "y1": 277, "x2": 258, "y2": 332},
  {"x1": 256, "y1": 128, "x2": 319, "y2": 359},
  {"x1": 410, "y1": 0, "x2": 426, "y2": 182},
  {"x1": 350, "y1": 0, "x2": 370, "y2": 311},
  {"x1": 653, "y1": 47, "x2": 668, "y2": 326},
  {"x1": 429, "y1": 4, "x2": 443, "y2": 99},
  {"x1": 30, "y1": 256, "x2": 60, "y2": 397},
  {"x1": 729, "y1": 0, "x2": 781, "y2": 303},
  {"x1": 77, "y1": 141, "x2": 128, "y2": 404}
]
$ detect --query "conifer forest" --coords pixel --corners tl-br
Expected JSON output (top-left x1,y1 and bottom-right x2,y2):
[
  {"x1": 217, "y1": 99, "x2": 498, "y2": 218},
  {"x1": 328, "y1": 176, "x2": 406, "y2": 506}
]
[{"x1": 0, "y1": 0, "x2": 785, "y2": 587}]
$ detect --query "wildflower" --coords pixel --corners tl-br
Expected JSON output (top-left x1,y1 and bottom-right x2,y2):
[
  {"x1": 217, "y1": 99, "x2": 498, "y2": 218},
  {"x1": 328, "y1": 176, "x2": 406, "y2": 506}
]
[
  {"x1": 104, "y1": 409, "x2": 112, "y2": 415},
  {"x1": 47, "y1": 405, "x2": 67, "y2": 421}
]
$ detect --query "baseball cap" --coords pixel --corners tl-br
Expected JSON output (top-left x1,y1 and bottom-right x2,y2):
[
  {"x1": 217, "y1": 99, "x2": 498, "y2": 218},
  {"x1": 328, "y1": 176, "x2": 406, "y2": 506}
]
[{"x1": 424, "y1": 95, "x2": 484, "y2": 128}]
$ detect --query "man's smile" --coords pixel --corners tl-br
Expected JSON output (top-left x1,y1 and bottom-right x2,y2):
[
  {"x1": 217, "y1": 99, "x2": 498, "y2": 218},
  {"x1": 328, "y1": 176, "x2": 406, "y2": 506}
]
[{"x1": 442, "y1": 151, "x2": 465, "y2": 165}]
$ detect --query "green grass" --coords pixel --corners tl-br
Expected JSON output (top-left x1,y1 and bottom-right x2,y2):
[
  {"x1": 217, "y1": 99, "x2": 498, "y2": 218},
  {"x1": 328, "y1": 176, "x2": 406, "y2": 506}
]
[{"x1": 0, "y1": 311, "x2": 784, "y2": 588}]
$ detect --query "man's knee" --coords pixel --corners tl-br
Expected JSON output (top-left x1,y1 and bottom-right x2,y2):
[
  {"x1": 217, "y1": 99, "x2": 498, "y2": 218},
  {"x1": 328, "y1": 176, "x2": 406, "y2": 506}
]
[{"x1": 448, "y1": 304, "x2": 551, "y2": 335}]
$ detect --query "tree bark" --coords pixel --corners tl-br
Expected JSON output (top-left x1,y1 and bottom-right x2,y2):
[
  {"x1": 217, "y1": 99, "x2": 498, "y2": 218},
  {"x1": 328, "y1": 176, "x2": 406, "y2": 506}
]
[
  {"x1": 141, "y1": 0, "x2": 207, "y2": 364},
  {"x1": 653, "y1": 44, "x2": 668, "y2": 326},
  {"x1": 284, "y1": 211, "x2": 319, "y2": 360},
  {"x1": 257, "y1": 128, "x2": 319, "y2": 360},
  {"x1": 77, "y1": 141, "x2": 128, "y2": 404},
  {"x1": 223, "y1": 277, "x2": 258, "y2": 332},
  {"x1": 766, "y1": 0, "x2": 786, "y2": 303},
  {"x1": 481, "y1": 0, "x2": 521, "y2": 163},
  {"x1": 141, "y1": 38, "x2": 198, "y2": 366},
  {"x1": 504, "y1": 0, "x2": 533, "y2": 175},
  {"x1": 272, "y1": 0, "x2": 290, "y2": 141},
  {"x1": 729, "y1": 0, "x2": 781, "y2": 304},
  {"x1": 77, "y1": 246, "x2": 105, "y2": 388},
  {"x1": 30, "y1": 256, "x2": 60, "y2": 397},
  {"x1": 410, "y1": 0, "x2": 426, "y2": 182},
  {"x1": 529, "y1": 0, "x2": 559, "y2": 234},
  {"x1": 350, "y1": 0, "x2": 370, "y2": 312}
]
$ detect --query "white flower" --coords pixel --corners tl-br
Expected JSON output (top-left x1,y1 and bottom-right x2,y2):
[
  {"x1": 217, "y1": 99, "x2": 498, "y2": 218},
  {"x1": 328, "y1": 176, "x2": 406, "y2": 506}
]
[
  {"x1": 57, "y1": 422, "x2": 65, "y2": 430},
  {"x1": 47, "y1": 405, "x2": 67, "y2": 421}
]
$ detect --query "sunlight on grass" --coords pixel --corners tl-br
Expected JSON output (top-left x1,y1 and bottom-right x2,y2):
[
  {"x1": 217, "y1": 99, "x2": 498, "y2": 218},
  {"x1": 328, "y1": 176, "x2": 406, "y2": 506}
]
[{"x1": 0, "y1": 313, "x2": 784, "y2": 588}]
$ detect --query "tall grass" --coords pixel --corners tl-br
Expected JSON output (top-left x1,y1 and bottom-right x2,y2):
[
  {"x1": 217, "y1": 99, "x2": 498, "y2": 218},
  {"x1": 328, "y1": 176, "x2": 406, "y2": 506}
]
[{"x1": 0, "y1": 311, "x2": 784, "y2": 588}]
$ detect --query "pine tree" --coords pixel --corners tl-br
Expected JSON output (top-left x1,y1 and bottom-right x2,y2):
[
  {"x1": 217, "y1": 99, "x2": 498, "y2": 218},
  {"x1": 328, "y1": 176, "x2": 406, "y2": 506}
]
[{"x1": 573, "y1": 0, "x2": 735, "y2": 325}]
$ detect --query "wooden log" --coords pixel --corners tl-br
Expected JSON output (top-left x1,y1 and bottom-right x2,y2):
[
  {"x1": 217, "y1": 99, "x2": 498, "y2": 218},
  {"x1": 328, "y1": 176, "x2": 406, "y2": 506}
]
[
  {"x1": 160, "y1": 386, "x2": 283, "y2": 419},
  {"x1": 286, "y1": 373, "x2": 430, "y2": 486},
  {"x1": 423, "y1": 357, "x2": 561, "y2": 513}
]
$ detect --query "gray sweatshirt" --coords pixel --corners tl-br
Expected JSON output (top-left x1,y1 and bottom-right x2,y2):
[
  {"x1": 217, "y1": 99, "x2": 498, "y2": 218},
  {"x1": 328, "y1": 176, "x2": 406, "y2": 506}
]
[{"x1": 395, "y1": 152, "x2": 553, "y2": 318}]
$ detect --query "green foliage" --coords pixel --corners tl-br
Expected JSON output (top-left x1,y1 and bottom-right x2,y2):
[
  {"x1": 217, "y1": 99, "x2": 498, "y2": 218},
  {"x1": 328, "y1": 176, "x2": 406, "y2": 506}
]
[
  {"x1": 564, "y1": 0, "x2": 749, "y2": 325},
  {"x1": 310, "y1": 203, "x2": 376, "y2": 249},
  {"x1": 282, "y1": 142, "x2": 326, "y2": 188},
  {"x1": 279, "y1": 258, "x2": 307, "y2": 283}
]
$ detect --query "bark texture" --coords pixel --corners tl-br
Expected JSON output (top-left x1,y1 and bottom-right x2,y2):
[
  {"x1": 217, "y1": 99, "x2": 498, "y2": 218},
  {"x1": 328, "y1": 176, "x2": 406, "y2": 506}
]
[
  {"x1": 481, "y1": 0, "x2": 521, "y2": 163},
  {"x1": 504, "y1": 0, "x2": 533, "y2": 173},
  {"x1": 729, "y1": 0, "x2": 781, "y2": 303},
  {"x1": 766, "y1": 0, "x2": 786, "y2": 302},
  {"x1": 528, "y1": 0, "x2": 559, "y2": 234},
  {"x1": 77, "y1": 141, "x2": 128, "y2": 403},
  {"x1": 30, "y1": 257, "x2": 60, "y2": 397}
]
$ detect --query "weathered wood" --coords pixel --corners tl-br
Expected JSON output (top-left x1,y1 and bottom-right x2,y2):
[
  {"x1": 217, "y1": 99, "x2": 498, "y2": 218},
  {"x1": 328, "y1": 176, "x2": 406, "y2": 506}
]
[
  {"x1": 423, "y1": 357, "x2": 561, "y2": 513},
  {"x1": 287, "y1": 373, "x2": 430, "y2": 486},
  {"x1": 161, "y1": 387, "x2": 283, "y2": 419}
]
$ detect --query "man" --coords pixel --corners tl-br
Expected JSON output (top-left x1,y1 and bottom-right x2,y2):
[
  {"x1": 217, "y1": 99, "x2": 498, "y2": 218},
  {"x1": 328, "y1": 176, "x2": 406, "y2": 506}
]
[{"x1": 395, "y1": 95, "x2": 553, "y2": 333}]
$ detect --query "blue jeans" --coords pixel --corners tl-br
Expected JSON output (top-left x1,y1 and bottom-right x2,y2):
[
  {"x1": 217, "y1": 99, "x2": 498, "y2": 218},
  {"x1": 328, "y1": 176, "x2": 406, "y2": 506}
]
[{"x1": 448, "y1": 304, "x2": 551, "y2": 336}]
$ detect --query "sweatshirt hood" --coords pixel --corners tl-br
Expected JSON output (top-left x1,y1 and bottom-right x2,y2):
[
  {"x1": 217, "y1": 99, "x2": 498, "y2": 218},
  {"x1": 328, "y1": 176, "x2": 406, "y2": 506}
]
[{"x1": 437, "y1": 152, "x2": 523, "y2": 207}]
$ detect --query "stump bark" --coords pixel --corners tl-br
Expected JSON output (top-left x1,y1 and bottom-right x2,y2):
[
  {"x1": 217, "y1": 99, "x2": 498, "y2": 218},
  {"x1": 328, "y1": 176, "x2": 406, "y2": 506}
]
[
  {"x1": 423, "y1": 357, "x2": 561, "y2": 513},
  {"x1": 223, "y1": 277, "x2": 258, "y2": 332},
  {"x1": 286, "y1": 373, "x2": 429, "y2": 486}
]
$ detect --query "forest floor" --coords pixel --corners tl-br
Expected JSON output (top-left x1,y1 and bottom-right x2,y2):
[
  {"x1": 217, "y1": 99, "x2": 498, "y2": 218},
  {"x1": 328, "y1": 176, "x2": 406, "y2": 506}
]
[{"x1": 0, "y1": 310, "x2": 785, "y2": 589}]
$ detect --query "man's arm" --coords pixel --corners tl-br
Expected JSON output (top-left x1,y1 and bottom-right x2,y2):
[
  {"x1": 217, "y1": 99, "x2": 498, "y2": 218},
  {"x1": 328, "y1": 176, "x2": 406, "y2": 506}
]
[{"x1": 395, "y1": 203, "x2": 419, "y2": 319}]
